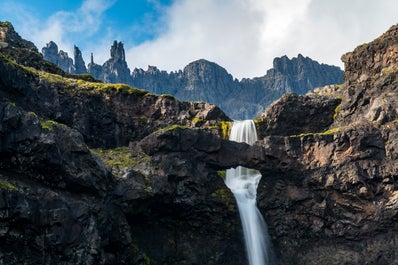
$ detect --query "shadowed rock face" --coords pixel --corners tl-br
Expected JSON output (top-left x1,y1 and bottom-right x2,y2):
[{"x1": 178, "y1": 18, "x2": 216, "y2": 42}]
[{"x1": 2, "y1": 20, "x2": 398, "y2": 265}]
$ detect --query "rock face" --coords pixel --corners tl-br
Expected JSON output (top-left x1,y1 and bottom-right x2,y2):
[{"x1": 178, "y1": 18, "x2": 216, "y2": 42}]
[
  {"x1": 74, "y1": 45, "x2": 87, "y2": 74},
  {"x1": 4, "y1": 20, "x2": 398, "y2": 265},
  {"x1": 101, "y1": 41, "x2": 132, "y2": 84},
  {"x1": 42, "y1": 40, "x2": 343, "y2": 119},
  {"x1": 42, "y1": 41, "x2": 75, "y2": 73}
]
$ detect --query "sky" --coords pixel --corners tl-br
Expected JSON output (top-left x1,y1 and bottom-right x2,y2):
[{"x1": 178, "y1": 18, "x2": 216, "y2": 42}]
[{"x1": 1, "y1": 0, "x2": 398, "y2": 79}]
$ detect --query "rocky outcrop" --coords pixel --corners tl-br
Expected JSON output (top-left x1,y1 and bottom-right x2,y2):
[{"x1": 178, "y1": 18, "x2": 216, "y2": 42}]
[
  {"x1": 42, "y1": 41, "x2": 75, "y2": 73},
  {"x1": 0, "y1": 21, "x2": 36, "y2": 50},
  {"x1": 256, "y1": 92, "x2": 341, "y2": 137},
  {"x1": 101, "y1": 41, "x2": 132, "y2": 84},
  {"x1": 74, "y1": 45, "x2": 87, "y2": 74},
  {"x1": 42, "y1": 42, "x2": 87, "y2": 74},
  {"x1": 87, "y1": 53, "x2": 103, "y2": 80}
]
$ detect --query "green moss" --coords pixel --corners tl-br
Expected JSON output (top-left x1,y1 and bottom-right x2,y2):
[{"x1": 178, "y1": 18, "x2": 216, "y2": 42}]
[
  {"x1": 91, "y1": 147, "x2": 152, "y2": 178},
  {"x1": 0, "y1": 21, "x2": 13, "y2": 29},
  {"x1": 217, "y1": 170, "x2": 226, "y2": 180},
  {"x1": 91, "y1": 146, "x2": 143, "y2": 168},
  {"x1": 160, "y1": 94, "x2": 175, "y2": 100},
  {"x1": 192, "y1": 117, "x2": 204, "y2": 127},
  {"x1": 40, "y1": 119, "x2": 59, "y2": 131},
  {"x1": 95, "y1": 83, "x2": 148, "y2": 96},
  {"x1": 28, "y1": 111, "x2": 38, "y2": 117},
  {"x1": 160, "y1": 124, "x2": 188, "y2": 131},
  {"x1": 333, "y1": 104, "x2": 341, "y2": 120},
  {"x1": 25, "y1": 66, "x2": 148, "y2": 96},
  {"x1": 219, "y1": 121, "x2": 232, "y2": 139},
  {"x1": 381, "y1": 66, "x2": 396, "y2": 76},
  {"x1": 210, "y1": 187, "x2": 234, "y2": 211},
  {"x1": 0, "y1": 180, "x2": 18, "y2": 191},
  {"x1": 64, "y1": 73, "x2": 98, "y2": 82},
  {"x1": 290, "y1": 127, "x2": 340, "y2": 138}
]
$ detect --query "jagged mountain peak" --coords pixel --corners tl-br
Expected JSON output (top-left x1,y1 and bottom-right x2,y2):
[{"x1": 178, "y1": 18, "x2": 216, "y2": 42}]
[
  {"x1": 183, "y1": 59, "x2": 234, "y2": 80},
  {"x1": 0, "y1": 21, "x2": 36, "y2": 51},
  {"x1": 41, "y1": 41, "x2": 343, "y2": 119},
  {"x1": 110, "y1": 40, "x2": 126, "y2": 61}
]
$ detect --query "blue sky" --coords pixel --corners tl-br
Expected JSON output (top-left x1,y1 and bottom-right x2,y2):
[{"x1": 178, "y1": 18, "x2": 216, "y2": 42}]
[{"x1": 2, "y1": 0, "x2": 398, "y2": 78}]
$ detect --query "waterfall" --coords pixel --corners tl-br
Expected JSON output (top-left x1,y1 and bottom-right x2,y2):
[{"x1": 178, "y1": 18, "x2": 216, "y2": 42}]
[{"x1": 225, "y1": 120, "x2": 273, "y2": 265}]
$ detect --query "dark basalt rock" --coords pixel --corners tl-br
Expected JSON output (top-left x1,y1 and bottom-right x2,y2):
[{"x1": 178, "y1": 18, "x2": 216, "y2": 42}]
[{"x1": 256, "y1": 92, "x2": 341, "y2": 137}]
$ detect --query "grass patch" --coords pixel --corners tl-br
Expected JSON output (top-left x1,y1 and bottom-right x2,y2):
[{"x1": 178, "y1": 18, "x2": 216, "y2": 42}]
[
  {"x1": 91, "y1": 147, "x2": 151, "y2": 178},
  {"x1": 290, "y1": 127, "x2": 340, "y2": 138},
  {"x1": 0, "y1": 179, "x2": 18, "y2": 192},
  {"x1": 91, "y1": 146, "x2": 142, "y2": 168},
  {"x1": 40, "y1": 119, "x2": 59, "y2": 131},
  {"x1": 160, "y1": 124, "x2": 188, "y2": 131},
  {"x1": 23, "y1": 66, "x2": 148, "y2": 96}
]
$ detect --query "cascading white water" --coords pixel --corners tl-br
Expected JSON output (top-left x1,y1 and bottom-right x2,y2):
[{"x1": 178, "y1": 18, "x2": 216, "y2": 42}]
[{"x1": 225, "y1": 120, "x2": 273, "y2": 265}]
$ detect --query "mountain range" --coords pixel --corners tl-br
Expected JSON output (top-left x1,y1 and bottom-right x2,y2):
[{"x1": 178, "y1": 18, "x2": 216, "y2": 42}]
[{"x1": 42, "y1": 41, "x2": 344, "y2": 119}]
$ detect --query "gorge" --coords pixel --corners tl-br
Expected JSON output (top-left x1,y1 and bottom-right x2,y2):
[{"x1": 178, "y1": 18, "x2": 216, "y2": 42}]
[{"x1": 2, "y1": 20, "x2": 398, "y2": 265}]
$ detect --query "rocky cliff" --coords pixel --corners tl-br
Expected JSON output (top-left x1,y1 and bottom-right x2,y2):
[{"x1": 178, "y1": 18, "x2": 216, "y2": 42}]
[
  {"x1": 42, "y1": 41, "x2": 343, "y2": 119},
  {"x1": 3, "y1": 19, "x2": 398, "y2": 265},
  {"x1": 0, "y1": 21, "x2": 238, "y2": 265}
]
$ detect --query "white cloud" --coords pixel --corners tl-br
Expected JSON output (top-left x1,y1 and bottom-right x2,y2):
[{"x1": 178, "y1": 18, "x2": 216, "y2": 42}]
[
  {"x1": 3, "y1": 0, "x2": 398, "y2": 79},
  {"x1": 1, "y1": 0, "x2": 115, "y2": 61},
  {"x1": 126, "y1": 0, "x2": 398, "y2": 79}
]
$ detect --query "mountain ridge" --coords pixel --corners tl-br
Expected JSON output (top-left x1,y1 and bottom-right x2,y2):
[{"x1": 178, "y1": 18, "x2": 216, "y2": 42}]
[{"x1": 42, "y1": 41, "x2": 344, "y2": 119}]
